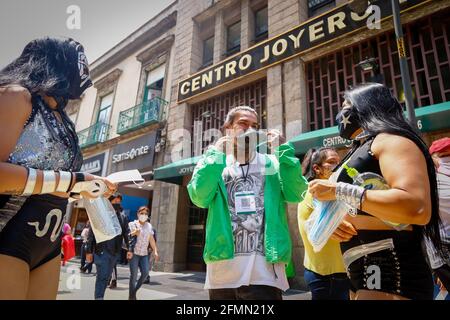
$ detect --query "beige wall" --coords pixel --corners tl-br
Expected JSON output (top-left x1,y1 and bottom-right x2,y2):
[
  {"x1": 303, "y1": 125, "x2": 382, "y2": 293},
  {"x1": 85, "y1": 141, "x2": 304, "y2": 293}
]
[{"x1": 76, "y1": 30, "x2": 176, "y2": 139}]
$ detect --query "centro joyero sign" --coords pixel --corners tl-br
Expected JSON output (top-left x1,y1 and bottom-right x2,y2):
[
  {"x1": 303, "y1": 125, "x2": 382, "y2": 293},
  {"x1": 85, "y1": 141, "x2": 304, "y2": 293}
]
[{"x1": 177, "y1": 0, "x2": 429, "y2": 102}]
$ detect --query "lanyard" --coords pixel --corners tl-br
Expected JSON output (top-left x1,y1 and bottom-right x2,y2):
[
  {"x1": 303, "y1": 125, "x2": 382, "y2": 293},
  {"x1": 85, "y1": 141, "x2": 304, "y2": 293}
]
[{"x1": 240, "y1": 163, "x2": 250, "y2": 183}]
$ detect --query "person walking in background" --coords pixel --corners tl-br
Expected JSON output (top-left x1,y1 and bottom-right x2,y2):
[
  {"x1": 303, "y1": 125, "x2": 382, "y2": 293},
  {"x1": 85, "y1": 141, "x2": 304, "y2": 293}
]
[
  {"x1": 107, "y1": 193, "x2": 128, "y2": 289},
  {"x1": 61, "y1": 223, "x2": 75, "y2": 267},
  {"x1": 298, "y1": 147, "x2": 350, "y2": 300},
  {"x1": 127, "y1": 206, "x2": 159, "y2": 300},
  {"x1": 80, "y1": 221, "x2": 93, "y2": 273},
  {"x1": 426, "y1": 137, "x2": 450, "y2": 292},
  {"x1": 85, "y1": 193, "x2": 130, "y2": 300}
]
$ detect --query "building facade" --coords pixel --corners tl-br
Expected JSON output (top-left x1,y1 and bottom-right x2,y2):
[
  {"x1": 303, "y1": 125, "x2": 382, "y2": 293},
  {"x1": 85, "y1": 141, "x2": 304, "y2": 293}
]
[
  {"x1": 151, "y1": 0, "x2": 450, "y2": 289},
  {"x1": 68, "y1": 3, "x2": 177, "y2": 242}
]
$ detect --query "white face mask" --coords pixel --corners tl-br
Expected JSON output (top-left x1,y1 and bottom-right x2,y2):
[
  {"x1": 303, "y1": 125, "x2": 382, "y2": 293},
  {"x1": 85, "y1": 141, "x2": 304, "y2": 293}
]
[{"x1": 138, "y1": 214, "x2": 148, "y2": 223}]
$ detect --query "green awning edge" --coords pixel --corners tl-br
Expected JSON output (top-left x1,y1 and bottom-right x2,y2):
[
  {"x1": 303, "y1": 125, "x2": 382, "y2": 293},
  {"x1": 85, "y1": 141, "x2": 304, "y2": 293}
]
[
  {"x1": 289, "y1": 101, "x2": 450, "y2": 155},
  {"x1": 153, "y1": 155, "x2": 202, "y2": 184}
]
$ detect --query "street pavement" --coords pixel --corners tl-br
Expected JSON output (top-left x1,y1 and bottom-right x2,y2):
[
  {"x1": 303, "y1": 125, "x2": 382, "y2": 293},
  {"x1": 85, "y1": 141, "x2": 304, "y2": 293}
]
[{"x1": 58, "y1": 259, "x2": 311, "y2": 300}]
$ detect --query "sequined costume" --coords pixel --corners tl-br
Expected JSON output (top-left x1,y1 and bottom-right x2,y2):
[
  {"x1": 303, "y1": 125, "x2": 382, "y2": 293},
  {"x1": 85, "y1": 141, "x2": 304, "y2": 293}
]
[{"x1": 0, "y1": 94, "x2": 82, "y2": 269}]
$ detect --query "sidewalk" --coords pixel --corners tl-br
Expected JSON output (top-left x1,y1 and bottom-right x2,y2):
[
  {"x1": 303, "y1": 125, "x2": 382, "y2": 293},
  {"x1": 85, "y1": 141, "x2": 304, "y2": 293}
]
[{"x1": 58, "y1": 259, "x2": 311, "y2": 300}]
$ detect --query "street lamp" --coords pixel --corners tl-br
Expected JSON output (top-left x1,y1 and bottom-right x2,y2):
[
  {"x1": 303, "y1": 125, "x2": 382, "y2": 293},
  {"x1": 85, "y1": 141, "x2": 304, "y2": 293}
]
[
  {"x1": 357, "y1": 57, "x2": 384, "y2": 83},
  {"x1": 357, "y1": 57, "x2": 378, "y2": 72},
  {"x1": 349, "y1": 0, "x2": 418, "y2": 128}
]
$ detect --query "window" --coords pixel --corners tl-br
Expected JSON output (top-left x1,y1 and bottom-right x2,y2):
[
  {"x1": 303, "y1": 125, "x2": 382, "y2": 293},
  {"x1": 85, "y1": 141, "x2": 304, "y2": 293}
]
[
  {"x1": 308, "y1": 0, "x2": 335, "y2": 17},
  {"x1": 227, "y1": 21, "x2": 241, "y2": 56},
  {"x1": 202, "y1": 36, "x2": 214, "y2": 67},
  {"x1": 97, "y1": 93, "x2": 113, "y2": 124},
  {"x1": 144, "y1": 64, "x2": 165, "y2": 101},
  {"x1": 254, "y1": 7, "x2": 268, "y2": 43},
  {"x1": 305, "y1": 12, "x2": 450, "y2": 131}
]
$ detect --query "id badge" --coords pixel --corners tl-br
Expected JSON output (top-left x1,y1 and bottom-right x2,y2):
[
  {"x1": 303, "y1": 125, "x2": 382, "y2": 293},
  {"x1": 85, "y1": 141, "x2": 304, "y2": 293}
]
[{"x1": 235, "y1": 191, "x2": 256, "y2": 214}]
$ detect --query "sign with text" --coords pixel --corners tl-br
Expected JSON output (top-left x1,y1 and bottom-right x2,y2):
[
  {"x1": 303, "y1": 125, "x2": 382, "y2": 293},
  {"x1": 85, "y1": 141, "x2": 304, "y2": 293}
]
[
  {"x1": 109, "y1": 132, "x2": 157, "y2": 174},
  {"x1": 178, "y1": 0, "x2": 429, "y2": 102},
  {"x1": 80, "y1": 152, "x2": 108, "y2": 176}
]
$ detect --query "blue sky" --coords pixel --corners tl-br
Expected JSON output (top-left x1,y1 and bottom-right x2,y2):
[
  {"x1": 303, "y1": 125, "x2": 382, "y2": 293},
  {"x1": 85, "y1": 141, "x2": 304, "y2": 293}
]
[{"x1": 0, "y1": 0, "x2": 174, "y2": 68}]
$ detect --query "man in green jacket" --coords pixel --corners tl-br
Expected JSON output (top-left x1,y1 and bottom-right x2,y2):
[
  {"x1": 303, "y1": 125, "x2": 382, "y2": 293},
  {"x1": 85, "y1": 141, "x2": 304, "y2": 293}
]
[{"x1": 188, "y1": 106, "x2": 308, "y2": 300}]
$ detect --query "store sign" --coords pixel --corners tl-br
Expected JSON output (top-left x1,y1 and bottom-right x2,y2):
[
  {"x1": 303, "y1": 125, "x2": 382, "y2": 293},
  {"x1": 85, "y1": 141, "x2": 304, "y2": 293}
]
[
  {"x1": 112, "y1": 145, "x2": 150, "y2": 164},
  {"x1": 178, "y1": 0, "x2": 429, "y2": 102},
  {"x1": 110, "y1": 132, "x2": 157, "y2": 173},
  {"x1": 81, "y1": 152, "x2": 108, "y2": 176},
  {"x1": 322, "y1": 136, "x2": 352, "y2": 148}
]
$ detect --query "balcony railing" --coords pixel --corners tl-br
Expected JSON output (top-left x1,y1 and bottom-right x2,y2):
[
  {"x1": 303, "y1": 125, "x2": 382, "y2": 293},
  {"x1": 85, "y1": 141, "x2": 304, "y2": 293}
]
[
  {"x1": 77, "y1": 122, "x2": 112, "y2": 149},
  {"x1": 117, "y1": 97, "x2": 169, "y2": 135}
]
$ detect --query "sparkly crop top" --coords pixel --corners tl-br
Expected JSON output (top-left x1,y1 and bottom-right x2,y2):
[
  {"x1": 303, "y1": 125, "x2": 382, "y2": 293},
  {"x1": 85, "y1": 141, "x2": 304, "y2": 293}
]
[{"x1": 7, "y1": 95, "x2": 82, "y2": 171}]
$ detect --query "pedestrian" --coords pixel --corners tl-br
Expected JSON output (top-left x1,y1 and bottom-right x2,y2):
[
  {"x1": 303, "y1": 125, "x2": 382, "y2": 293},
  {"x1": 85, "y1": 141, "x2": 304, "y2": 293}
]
[
  {"x1": 80, "y1": 221, "x2": 93, "y2": 273},
  {"x1": 188, "y1": 106, "x2": 308, "y2": 300},
  {"x1": 107, "y1": 193, "x2": 127, "y2": 289},
  {"x1": 426, "y1": 137, "x2": 450, "y2": 292},
  {"x1": 0, "y1": 37, "x2": 116, "y2": 299},
  {"x1": 85, "y1": 193, "x2": 130, "y2": 300},
  {"x1": 61, "y1": 223, "x2": 75, "y2": 266},
  {"x1": 298, "y1": 147, "x2": 350, "y2": 300},
  {"x1": 309, "y1": 83, "x2": 445, "y2": 300},
  {"x1": 127, "y1": 206, "x2": 159, "y2": 300},
  {"x1": 143, "y1": 219, "x2": 157, "y2": 284}
]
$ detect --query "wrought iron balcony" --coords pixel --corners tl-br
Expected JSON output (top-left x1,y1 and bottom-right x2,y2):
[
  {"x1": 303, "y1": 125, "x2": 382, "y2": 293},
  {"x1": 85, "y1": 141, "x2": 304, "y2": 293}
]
[
  {"x1": 117, "y1": 97, "x2": 168, "y2": 135},
  {"x1": 77, "y1": 122, "x2": 112, "y2": 149}
]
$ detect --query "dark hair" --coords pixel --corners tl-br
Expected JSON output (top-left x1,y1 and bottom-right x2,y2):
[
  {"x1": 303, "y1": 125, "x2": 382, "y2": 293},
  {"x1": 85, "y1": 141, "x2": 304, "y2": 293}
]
[
  {"x1": 222, "y1": 106, "x2": 258, "y2": 131},
  {"x1": 137, "y1": 206, "x2": 150, "y2": 216},
  {"x1": 343, "y1": 82, "x2": 443, "y2": 255},
  {"x1": 0, "y1": 37, "x2": 81, "y2": 97},
  {"x1": 302, "y1": 147, "x2": 336, "y2": 182}
]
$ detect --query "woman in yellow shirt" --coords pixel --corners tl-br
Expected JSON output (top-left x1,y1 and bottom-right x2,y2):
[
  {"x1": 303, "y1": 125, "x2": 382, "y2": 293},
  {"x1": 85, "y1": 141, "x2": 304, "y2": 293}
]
[{"x1": 298, "y1": 147, "x2": 351, "y2": 300}]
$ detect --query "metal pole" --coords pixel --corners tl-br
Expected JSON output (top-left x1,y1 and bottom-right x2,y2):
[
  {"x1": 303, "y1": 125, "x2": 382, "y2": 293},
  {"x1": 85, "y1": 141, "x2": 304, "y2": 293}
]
[{"x1": 391, "y1": 0, "x2": 418, "y2": 128}]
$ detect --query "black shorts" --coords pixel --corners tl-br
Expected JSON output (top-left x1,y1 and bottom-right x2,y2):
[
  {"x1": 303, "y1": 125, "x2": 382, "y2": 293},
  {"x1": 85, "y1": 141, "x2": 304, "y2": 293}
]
[
  {"x1": 341, "y1": 229, "x2": 434, "y2": 300},
  {"x1": 0, "y1": 194, "x2": 68, "y2": 270}
]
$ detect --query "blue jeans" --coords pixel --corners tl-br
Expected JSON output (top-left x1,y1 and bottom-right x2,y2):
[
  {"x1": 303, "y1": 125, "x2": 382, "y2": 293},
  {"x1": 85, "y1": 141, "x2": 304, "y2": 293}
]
[
  {"x1": 304, "y1": 268, "x2": 350, "y2": 300},
  {"x1": 94, "y1": 251, "x2": 119, "y2": 299},
  {"x1": 129, "y1": 254, "x2": 150, "y2": 299}
]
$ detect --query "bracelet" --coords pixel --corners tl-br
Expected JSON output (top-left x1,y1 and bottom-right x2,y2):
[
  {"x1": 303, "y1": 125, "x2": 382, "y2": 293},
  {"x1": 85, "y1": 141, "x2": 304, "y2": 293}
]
[
  {"x1": 22, "y1": 168, "x2": 37, "y2": 196},
  {"x1": 336, "y1": 182, "x2": 365, "y2": 210},
  {"x1": 55, "y1": 171, "x2": 72, "y2": 193},
  {"x1": 75, "y1": 172, "x2": 85, "y2": 184},
  {"x1": 41, "y1": 170, "x2": 57, "y2": 194}
]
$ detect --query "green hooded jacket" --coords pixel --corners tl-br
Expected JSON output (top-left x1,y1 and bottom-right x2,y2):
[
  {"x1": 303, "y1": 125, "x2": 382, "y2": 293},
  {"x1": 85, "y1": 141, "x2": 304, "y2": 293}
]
[{"x1": 187, "y1": 142, "x2": 308, "y2": 264}]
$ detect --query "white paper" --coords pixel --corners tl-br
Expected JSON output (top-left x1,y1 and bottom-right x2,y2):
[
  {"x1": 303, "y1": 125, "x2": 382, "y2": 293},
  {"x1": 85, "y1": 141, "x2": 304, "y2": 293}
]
[{"x1": 106, "y1": 169, "x2": 144, "y2": 184}]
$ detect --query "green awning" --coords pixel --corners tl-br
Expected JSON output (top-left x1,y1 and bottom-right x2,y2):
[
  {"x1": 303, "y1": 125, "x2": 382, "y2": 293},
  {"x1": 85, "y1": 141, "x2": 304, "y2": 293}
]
[
  {"x1": 153, "y1": 155, "x2": 202, "y2": 184},
  {"x1": 289, "y1": 101, "x2": 450, "y2": 155}
]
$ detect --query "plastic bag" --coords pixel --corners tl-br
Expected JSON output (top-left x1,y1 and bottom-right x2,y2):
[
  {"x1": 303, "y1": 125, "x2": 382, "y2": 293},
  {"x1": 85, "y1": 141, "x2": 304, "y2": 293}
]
[
  {"x1": 84, "y1": 194, "x2": 122, "y2": 243},
  {"x1": 305, "y1": 198, "x2": 350, "y2": 253}
]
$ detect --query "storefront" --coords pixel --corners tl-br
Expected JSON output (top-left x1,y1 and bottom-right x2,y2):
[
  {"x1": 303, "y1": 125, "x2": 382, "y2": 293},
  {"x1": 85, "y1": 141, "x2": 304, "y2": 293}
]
[{"x1": 108, "y1": 131, "x2": 158, "y2": 220}]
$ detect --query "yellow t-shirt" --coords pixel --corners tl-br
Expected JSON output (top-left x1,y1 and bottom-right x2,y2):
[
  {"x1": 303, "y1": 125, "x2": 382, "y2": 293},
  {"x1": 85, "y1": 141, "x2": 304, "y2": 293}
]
[{"x1": 297, "y1": 192, "x2": 346, "y2": 275}]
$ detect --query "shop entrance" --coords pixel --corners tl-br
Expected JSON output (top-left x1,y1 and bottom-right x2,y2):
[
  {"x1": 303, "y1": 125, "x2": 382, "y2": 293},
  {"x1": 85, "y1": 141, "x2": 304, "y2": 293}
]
[{"x1": 186, "y1": 199, "x2": 207, "y2": 271}]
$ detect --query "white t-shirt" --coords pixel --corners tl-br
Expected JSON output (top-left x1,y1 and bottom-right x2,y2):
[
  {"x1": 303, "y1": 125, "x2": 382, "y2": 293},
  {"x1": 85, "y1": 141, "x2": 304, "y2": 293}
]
[
  {"x1": 204, "y1": 152, "x2": 289, "y2": 291},
  {"x1": 129, "y1": 221, "x2": 154, "y2": 256}
]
